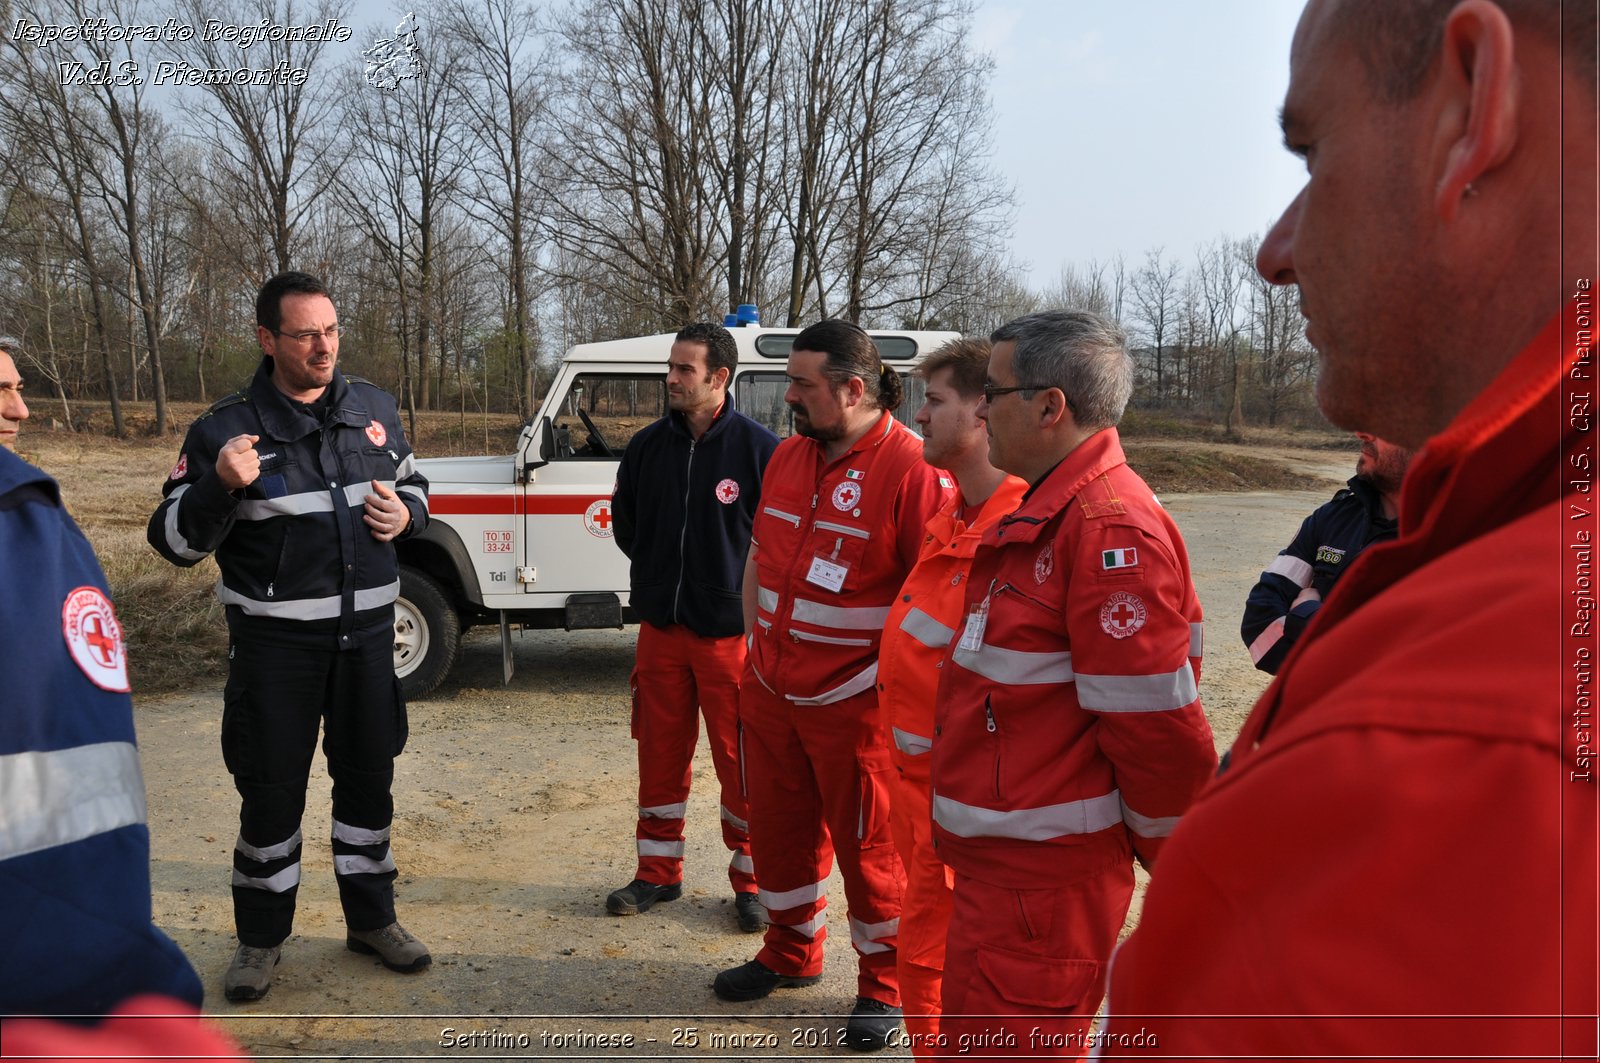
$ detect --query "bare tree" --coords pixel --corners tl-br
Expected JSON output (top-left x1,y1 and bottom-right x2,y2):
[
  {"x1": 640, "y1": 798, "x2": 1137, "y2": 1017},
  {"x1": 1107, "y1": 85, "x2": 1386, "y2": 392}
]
[{"x1": 1130, "y1": 247, "x2": 1181, "y2": 405}]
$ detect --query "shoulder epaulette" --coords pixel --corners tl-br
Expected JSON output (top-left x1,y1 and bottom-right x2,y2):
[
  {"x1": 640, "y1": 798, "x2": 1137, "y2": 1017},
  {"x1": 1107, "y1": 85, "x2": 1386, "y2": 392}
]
[{"x1": 197, "y1": 390, "x2": 250, "y2": 419}]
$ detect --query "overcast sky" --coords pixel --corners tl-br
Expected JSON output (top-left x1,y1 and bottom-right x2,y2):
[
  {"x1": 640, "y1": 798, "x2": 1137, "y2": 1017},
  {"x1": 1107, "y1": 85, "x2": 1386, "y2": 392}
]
[{"x1": 975, "y1": 0, "x2": 1308, "y2": 286}]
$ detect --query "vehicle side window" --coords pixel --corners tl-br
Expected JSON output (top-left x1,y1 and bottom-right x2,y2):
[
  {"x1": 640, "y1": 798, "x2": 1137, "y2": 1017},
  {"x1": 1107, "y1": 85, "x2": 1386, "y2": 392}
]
[
  {"x1": 550, "y1": 373, "x2": 667, "y2": 459},
  {"x1": 736, "y1": 370, "x2": 927, "y2": 440}
]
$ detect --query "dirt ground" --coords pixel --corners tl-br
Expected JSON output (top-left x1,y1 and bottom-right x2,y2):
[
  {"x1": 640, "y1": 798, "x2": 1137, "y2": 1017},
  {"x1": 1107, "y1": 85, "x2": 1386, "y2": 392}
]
[{"x1": 135, "y1": 459, "x2": 1349, "y2": 1060}]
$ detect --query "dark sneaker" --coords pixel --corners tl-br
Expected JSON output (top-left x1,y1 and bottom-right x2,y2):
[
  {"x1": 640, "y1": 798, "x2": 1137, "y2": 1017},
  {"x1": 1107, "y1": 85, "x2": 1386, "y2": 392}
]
[
  {"x1": 734, "y1": 892, "x2": 766, "y2": 933},
  {"x1": 223, "y1": 943, "x2": 281, "y2": 1002},
  {"x1": 347, "y1": 922, "x2": 432, "y2": 973},
  {"x1": 606, "y1": 878, "x2": 682, "y2": 915},
  {"x1": 713, "y1": 959, "x2": 822, "y2": 1001},
  {"x1": 845, "y1": 997, "x2": 903, "y2": 1052}
]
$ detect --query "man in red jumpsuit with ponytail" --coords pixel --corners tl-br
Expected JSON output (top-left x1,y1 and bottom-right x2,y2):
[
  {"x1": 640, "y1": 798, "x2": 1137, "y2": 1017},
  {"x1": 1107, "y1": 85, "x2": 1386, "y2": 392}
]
[{"x1": 715, "y1": 320, "x2": 953, "y2": 1053}]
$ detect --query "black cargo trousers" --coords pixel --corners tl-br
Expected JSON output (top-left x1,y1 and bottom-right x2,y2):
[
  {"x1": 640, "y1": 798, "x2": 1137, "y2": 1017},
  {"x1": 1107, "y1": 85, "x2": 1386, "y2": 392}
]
[{"x1": 222, "y1": 613, "x2": 408, "y2": 947}]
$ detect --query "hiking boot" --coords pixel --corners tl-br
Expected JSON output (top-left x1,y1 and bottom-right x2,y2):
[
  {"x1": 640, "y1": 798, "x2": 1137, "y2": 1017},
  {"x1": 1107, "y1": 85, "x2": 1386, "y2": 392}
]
[
  {"x1": 713, "y1": 959, "x2": 822, "y2": 1002},
  {"x1": 347, "y1": 922, "x2": 432, "y2": 973},
  {"x1": 605, "y1": 878, "x2": 682, "y2": 915},
  {"x1": 734, "y1": 891, "x2": 766, "y2": 933},
  {"x1": 845, "y1": 997, "x2": 903, "y2": 1052},
  {"x1": 223, "y1": 943, "x2": 281, "y2": 1002}
]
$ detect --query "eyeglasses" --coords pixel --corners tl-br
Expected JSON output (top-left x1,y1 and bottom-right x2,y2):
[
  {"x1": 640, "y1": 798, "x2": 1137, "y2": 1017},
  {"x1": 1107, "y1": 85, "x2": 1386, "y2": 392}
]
[
  {"x1": 982, "y1": 382, "x2": 1048, "y2": 403},
  {"x1": 272, "y1": 325, "x2": 345, "y2": 346}
]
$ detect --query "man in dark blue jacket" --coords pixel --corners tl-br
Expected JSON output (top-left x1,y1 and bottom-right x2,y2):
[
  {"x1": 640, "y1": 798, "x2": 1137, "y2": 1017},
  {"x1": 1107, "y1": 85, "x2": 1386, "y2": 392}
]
[
  {"x1": 608, "y1": 322, "x2": 779, "y2": 931},
  {"x1": 148, "y1": 272, "x2": 431, "y2": 1002},
  {"x1": 1241, "y1": 432, "x2": 1411, "y2": 674},
  {"x1": 1, "y1": 445, "x2": 204, "y2": 1015}
]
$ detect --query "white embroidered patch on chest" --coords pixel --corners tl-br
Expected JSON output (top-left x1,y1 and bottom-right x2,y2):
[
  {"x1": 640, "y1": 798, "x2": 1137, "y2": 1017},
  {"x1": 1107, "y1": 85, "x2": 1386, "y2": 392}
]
[{"x1": 832, "y1": 481, "x2": 862, "y2": 511}]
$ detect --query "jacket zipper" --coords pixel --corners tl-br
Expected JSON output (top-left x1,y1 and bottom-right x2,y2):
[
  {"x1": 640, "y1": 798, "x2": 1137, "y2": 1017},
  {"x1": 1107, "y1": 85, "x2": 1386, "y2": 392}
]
[
  {"x1": 671, "y1": 438, "x2": 696, "y2": 622},
  {"x1": 267, "y1": 526, "x2": 293, "y2": 599},
  {"x1": 985, "y1": 695, "x2": 1001, "y2": 799}
]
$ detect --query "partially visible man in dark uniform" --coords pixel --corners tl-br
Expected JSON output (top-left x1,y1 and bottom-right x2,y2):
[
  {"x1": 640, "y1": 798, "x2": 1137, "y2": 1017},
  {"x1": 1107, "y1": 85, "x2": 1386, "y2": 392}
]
[
  {"x1": 2, "y1": 445, "x2": 204, "y2": 1015},
  {"x1": 148, "y1": 271, "x2": 431, "y2": 1002},
  {"x1": 607, "y1": 322, "x2": 778, "y2": 930},
  {"x1": 1241, "y1": 432, "x2": 1411, "y2": 673}
]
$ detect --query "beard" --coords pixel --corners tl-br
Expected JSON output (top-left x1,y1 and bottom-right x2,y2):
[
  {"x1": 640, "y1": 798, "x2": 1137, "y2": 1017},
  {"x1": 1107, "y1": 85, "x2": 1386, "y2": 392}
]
[{"x1": 790, "y1": 404, "x2": 844, "y2": 443}]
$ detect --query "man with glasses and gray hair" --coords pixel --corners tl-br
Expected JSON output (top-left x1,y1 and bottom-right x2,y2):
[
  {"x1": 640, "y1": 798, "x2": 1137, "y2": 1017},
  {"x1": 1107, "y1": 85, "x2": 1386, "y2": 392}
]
[
  {"x1": 928, "y1": 309, "x2": 1216, "y2": 1055},
  {"x1": 148, "y1": 271, "x2": 431, "y2": 1002}
]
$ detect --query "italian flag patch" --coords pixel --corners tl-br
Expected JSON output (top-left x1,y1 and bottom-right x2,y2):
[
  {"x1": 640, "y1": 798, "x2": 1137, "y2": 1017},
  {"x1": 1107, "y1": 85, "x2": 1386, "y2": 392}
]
[{"x1": 1102, "y1": 547, "x2": 1138, "y2": 570}]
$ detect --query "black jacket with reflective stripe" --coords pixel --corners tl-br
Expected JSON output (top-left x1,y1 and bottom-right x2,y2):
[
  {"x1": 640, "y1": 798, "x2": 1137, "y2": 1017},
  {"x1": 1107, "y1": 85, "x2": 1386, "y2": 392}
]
[{"x1": 147, "y1": 358, "x2": 428, "y2": 648}]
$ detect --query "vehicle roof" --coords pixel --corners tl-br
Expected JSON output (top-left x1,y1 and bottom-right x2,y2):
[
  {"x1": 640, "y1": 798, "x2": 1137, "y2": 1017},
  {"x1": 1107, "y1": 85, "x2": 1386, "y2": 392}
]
[{"x1": 563, "y1": 326, "x2": 963, "y2": 364}]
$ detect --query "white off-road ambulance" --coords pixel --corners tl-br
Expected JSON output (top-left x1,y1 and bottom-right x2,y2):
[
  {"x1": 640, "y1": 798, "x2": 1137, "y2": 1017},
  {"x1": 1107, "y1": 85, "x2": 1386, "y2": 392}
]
[{"x1": 394, "y1": 317, "x2": 960, "y2": 698}]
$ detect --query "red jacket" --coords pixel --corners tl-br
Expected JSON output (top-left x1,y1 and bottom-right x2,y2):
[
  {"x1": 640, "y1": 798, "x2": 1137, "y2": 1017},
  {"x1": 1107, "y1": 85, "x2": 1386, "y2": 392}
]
[
  {"x1": 749, "y1": 412, "x2": 953, "y2": 703},
  {"x1": 879, "y1": 476, "x2": 1028, "y2": 777},
  {"x1": 1102, "y1": 303, "x2": 1599, "y2": 1059},
  {"x1": 930, "y1": 429, "x2": 1217, "y2": 888}
]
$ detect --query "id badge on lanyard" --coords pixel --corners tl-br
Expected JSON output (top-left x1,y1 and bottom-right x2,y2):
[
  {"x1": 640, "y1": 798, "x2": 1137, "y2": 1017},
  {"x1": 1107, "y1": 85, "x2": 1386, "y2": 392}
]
[
  {"x1": 806, "y1": 535, "x2": 849, "y2": 592},
  {"x1": 959, "y1": 583, "x2": 994, "y2": 651}
]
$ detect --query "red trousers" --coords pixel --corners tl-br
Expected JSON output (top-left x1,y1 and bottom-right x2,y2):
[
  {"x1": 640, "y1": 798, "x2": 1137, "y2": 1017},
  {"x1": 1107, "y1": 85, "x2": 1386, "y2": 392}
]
[
  {"x1": 740, "y1": 679, "x2": 904, "y2": 1003},
  {"x1": 939, "y1": 866, "x2": 1134, "y2": 1059},
  {"x1": 887, "y1": 756, "x2": 953, "y2": 1059},
  {"x1": 630, "y1": 622, "x2": 754, "y2": 893}
]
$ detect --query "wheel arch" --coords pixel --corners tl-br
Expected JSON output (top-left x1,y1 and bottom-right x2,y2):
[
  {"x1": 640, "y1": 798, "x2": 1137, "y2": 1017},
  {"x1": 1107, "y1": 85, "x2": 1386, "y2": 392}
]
[{"x1": 397, "y1": 520, "x2": 483, "y2": 612}]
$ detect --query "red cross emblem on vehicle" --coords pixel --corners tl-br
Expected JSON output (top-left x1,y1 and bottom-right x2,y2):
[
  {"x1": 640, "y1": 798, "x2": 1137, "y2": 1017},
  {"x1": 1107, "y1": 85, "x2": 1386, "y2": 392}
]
[
  {"x1": 1099, "y1": 591, "x2": 1147, "y2": 640},
  {"x1": 585, "y1": 499, "x2": 614, "y2": 538}
]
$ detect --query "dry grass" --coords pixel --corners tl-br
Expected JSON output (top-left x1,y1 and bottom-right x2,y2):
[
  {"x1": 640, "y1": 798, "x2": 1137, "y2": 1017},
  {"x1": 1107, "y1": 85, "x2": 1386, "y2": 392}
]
[{"x1": 1123, "y1": 444, "x2": 1332, "y2": 494}]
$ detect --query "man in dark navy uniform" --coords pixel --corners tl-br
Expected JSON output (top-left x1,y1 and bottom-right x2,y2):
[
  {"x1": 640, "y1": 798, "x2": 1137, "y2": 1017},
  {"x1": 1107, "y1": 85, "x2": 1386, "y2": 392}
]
[
  {"x1": 1, "y1": 445, "x2": 204, "y2": 1014},
  {"x1": 148, "y1": 271, "x2": 430, "y2": 1001}
]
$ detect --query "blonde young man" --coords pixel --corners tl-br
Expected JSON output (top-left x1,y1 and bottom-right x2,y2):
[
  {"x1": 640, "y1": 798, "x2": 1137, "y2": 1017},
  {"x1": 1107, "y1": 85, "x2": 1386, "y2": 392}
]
[{"x1": 877, "y1": 338, "x2": 1026, "y2": 1057}]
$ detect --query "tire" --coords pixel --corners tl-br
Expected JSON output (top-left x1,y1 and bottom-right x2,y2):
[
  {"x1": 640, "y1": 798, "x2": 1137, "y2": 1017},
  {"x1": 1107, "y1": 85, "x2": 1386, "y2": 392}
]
[{"x1": 394, "y1": 566, "x2": 460, "y2": 701}]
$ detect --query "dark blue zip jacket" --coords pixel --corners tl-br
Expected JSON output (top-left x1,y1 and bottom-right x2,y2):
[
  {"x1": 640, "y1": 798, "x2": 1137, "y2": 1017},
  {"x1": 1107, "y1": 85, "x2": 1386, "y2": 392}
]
[
  {"x1": 1240, "y1": 475, "x2": 1398, "y2": 674},
  {"x1": 0, "y1": 448, "x2": 204, "y2": 1014},
  {"x1": 611, "y1": 400, "x2": 778, "y2": 639}
]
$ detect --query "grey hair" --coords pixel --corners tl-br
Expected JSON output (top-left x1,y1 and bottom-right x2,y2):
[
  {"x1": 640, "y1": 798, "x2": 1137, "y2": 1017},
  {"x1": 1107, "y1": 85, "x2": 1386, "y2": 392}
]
[
  {"x1": 0, "y1": 336, "x2": 20, "y2": 358},
  {"x1": 990, "y1": 310, "x2": 1132, "y2": 431}
]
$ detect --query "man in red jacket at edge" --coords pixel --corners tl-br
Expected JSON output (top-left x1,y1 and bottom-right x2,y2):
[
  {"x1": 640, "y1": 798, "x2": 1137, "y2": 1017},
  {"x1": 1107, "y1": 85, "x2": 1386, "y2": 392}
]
[
  {"x1": 1101, "y1": 1, "x2": 1599, "y2": 1060},
  {"x1": 715, "y1": 320, "x2": 954, "y2": 1052},
  {"x1": 929, "y1": 309, "x2": 1217, "y2": 1058}
]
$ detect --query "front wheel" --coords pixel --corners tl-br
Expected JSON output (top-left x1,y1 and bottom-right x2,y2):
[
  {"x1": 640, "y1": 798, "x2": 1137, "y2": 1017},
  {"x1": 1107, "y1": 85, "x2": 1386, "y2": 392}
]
[{"x1": 394, "y1": 566, "x2": 459, "y2": 701}]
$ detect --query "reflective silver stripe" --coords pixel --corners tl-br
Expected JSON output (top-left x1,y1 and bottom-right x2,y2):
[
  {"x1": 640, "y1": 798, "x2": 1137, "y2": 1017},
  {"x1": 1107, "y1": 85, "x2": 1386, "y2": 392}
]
[
  {"x1": 162, "y1": 485, "x2": 209, "y2": 561},
  {"x1": 1190, "y1": 622, "x2": 1204, "y2": 658},
  {"x1": 640, "y1": 802, "x2": 687, "y2": 819},
  {"x1": 638, "y1": 840, "x2": 685, "y2": 857},
  {"x1": 0, "y1": 743, "x2": 146, "y2": 862},
  {"x1": 756, "y1": 617, "x2": 772, "y2": 631},
  {"x1": 892, "y1": 727, "x2": 932, "y2": 757},
  {"x1": 850, "y1": 915, "x2": 899, "y2": 955},
  {"x1": 931, "y1": 790, "x2": 1123, "y2": 841},
  {"x1": 719, "y1": 805, "x2": 749, "y2": 832},
  {"x1": 758, "y1": 586, "x2": 779, "y2": 613},
  {"x1": 952, "y1": 641, "x2": 1074, "y2": 685},
  {"x1": 398, "y1": 484, "x2": 427, "y2": 510},
  {"x1": 335, "y1": 852, "x2": 397, "y2": 876},
  {"x1": 236, "y1": 490, "x2": 334, "y2": 522},
  {"x1": 1267, "y1": 554, "x2": 1314, "y2": 588},
  {"x1": 344, "y1": 481, "x2": 387, "y2": 510},
  {"x1": 1076, "y1": 663, "x2": 1199, "y2": 712},
  {"x1": 235, "y1": 829, "x2": 303, "y2": 863},
  {"x1": 814, "y1": 520, "x2": 870, "y2": 540},
  {"x1": 1248, "y1": 616, "x2": 1286, "y2": 664},
  {"x1": 899, "y1": 607, "x2": 956, "y2": 650},
  {"x1": 759, "y1": 877, "x2": 828, "y2": 911},
  {"x1": 232, "y1": 864, "x2": 301, "y2": 893},
  {"x1": 787, "y1": 662, "x2": 879, "y2": 706},
  {"x1": 792, "y1": 598, "x2": 891, "y2": 630},
  {"x1": 788, "y1": 629, "x2": 873, "y2": 647},
  {"x1": 762, "y1": 506, "x2": 802, "y2": 527},
  {"x1": 788, "y1": 910, "x2": 827, "y2": 940},
  {"x1": 332, "y1": 820, "x2": 390, "y2": 846},
  {"x1": 1121, "y1": 801, "x2": 1181, "y2": 839},
  {"x1": 396, "y1": 454, "x2": 417, "y2": 479},
  {"x1": 730, "y1": 853, "x2": 755, "y2": 874},
  {"x1": 215, "y1": 579, "x2": 401, "y2": 620}
]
